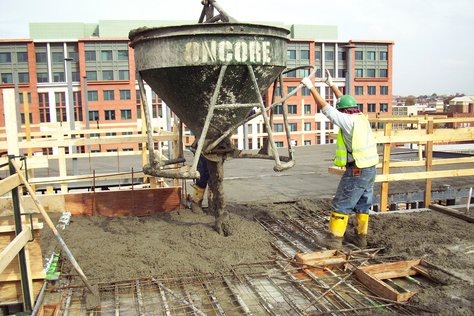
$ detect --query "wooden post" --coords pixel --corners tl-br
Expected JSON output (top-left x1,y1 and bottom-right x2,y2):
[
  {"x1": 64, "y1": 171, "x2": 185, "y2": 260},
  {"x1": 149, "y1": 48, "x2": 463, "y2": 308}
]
[
  {"x1": 57, "y1": 125, "x2": 68, "y2": 194},
  {"x1": 380, "y1": 123, "x2": 392, "y2": 212},
  {"x1": 3, "y1": 89, "x2": 20, "y2": 156},
  {"x1": 424, "y1": 119, "x2": 434, "y2": 207}
]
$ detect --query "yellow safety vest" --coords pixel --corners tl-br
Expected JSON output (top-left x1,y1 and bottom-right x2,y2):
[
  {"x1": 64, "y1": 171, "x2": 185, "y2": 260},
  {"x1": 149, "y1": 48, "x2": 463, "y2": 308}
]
[{"x1": 334, "y1": 114, "x2": 379, "y2": 168}]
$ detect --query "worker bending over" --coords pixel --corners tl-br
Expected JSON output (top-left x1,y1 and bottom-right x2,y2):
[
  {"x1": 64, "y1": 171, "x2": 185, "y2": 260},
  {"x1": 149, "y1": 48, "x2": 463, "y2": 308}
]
[{"x1": 301, "y1": 70, "x2": 379, "y2": 249}]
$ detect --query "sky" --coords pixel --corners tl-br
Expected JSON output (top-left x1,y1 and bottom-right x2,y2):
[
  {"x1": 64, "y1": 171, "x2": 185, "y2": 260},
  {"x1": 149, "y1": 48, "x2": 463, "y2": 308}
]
[{"x1": 1, "y1": 0, "x2": 473, "y2": 96}]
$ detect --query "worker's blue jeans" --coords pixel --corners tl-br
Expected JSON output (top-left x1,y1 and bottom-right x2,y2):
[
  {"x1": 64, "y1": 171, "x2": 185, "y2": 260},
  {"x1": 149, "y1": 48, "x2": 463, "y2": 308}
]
[
  {"x1": 195, "y1": 156, "x2": 209, "y2": 189},
  {"x1": 331, "y1": 165, "x2": 376, "y2": 215}
]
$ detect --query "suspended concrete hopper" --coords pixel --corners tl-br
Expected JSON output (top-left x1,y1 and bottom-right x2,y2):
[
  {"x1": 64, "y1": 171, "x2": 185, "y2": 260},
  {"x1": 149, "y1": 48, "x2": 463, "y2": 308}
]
[{"x1": 130, "y1": 21, "x2": 303, "y2": 182}]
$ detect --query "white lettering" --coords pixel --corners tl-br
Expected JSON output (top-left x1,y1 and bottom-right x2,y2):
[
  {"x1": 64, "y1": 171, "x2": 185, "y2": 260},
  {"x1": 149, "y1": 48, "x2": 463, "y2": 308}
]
[{"x1": 185, "y1": 40, "x2": 273, "y2": 64}]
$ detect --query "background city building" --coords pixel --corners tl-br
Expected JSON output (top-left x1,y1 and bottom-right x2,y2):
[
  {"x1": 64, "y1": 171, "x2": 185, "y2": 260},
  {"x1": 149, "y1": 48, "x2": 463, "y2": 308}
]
[{"x1": 0, "y1": 21, "x2": 394, "y2": 153}]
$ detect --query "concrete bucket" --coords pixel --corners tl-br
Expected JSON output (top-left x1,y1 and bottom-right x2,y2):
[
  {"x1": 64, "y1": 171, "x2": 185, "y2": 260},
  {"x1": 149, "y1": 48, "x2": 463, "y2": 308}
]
[
  {"x1": 130, "y1": 23, "x2": 289, "y2": 142},
  {"x1": 130, "y1": 22, "x2": 296, "y2": 179}
]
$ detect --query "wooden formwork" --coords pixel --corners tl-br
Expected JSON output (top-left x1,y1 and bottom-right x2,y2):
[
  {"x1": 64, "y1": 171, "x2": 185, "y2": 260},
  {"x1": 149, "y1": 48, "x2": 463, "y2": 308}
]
[{"x1": 0, "y1": 217, "x2": 45, "y2": 306}]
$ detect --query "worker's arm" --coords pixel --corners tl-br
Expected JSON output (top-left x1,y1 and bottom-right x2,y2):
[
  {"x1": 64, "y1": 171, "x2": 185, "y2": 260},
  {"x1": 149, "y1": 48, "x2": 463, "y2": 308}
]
[
  {"x1": 324, "y1": 69, "x2": 343, "y2": 98},
  {"x1": 301, "y1": 77, "x2": 328, "y2": 111}
]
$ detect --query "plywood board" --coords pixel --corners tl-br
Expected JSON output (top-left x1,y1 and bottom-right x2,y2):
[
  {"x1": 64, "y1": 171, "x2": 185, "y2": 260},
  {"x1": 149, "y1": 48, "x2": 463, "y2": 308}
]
[{"x1": 64, "y1": 187, "x2": 181, "y2": 216}]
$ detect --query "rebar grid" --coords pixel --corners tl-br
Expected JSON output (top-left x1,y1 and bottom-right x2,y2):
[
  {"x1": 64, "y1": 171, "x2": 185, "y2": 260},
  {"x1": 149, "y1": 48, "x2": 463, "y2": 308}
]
[{"x1": 43, "y1": 202, "x2": 432, "y2": 315}]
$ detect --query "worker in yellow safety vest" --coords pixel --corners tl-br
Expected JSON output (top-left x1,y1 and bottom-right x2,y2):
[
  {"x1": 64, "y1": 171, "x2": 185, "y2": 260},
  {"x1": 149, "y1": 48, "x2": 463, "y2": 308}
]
[{"x1": 301, "y1": 70, "x2": 379, "y2": 249}]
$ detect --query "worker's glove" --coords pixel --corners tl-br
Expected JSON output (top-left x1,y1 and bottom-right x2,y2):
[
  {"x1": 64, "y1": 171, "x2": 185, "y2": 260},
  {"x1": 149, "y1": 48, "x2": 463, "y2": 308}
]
[
  {"x1": 324, "y1": 69, "x2": 334, "y2": 87},
  {"x1": 301, "y1": 77, "x2": 314, "y2": 90}
]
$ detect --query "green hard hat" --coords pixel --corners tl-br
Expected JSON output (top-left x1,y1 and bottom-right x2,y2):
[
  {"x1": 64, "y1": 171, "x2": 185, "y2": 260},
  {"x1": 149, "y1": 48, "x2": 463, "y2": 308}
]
[{"x1": 336, "y1": 95, "x2": 357, "y2": 109}]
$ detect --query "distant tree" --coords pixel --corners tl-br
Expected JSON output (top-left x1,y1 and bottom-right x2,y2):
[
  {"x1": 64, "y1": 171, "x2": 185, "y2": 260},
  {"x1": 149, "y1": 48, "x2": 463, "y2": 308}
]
[
  {"x1": 444, "y1": 96, "x2": 455, "y2": 105},
  {"x1": 405, "y1": 95, "x2": 416, "y2": 106},
  {"x1": 431, "y1": 93, "x2": 438, "y2": 98}
]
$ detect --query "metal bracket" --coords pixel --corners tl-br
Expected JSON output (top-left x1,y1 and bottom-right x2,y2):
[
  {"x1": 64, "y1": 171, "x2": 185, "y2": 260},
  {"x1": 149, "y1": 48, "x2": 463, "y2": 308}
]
[{"x1": 20, "y1": 212, "x2": 35, "y2": 242}]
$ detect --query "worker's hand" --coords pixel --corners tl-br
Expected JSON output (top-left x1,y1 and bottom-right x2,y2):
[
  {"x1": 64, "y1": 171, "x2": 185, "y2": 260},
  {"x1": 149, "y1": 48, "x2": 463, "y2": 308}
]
[
  {"x1": 324, "y1": 69, "x2": 333, "y2": 87},
  {"x1": 301, "y1": 77, "x2": 314, "y2": 90}
]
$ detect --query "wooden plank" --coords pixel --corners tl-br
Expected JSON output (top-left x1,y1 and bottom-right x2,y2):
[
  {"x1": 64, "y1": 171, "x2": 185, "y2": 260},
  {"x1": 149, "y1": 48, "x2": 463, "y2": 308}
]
[
  {"x1": 295, "y1": 250, "x2": 346, "y2": 266},
  {"x1": 372, "y1": 269, "x2": 418, "y2": 280},
  {"x1": 429, "y1": 204, "x2": 474, "y2": 223},
  {"x1": 3, "y1": 89, "x2": 20, "y2": 156},
  {"x1": 328, "y1": 166, "x2": 345, "y2": 176},
  {"x1": 30, "y1": 171, "x2": 148, "y2": 185},
  {"x1": 0, "y1": 174, "x2": 22, "y2": 196},
  {"x1": 0, "y1": 279, "x2": 44, "y2": 306},
  {"x1": 380, "y1": 123, "x2": 392, "y2": 212},
  {"x1": 355, "y1": 269, "x2": 401, "y2": 302},
  {"x1": 425, "y1": 120, "x2": 434, "y2": 207},
  {"x1": 373, "y1": 127, "x2": 474, "y2": 144},
  {"x1": 358, "y1": 259, "x2": 422, "y2": 274},
  {"x1": 375, "y1": 168, "x2": 474, "y2": 182},
  {"x1": 0, "y1": 226, "x2": 31, "y2": 274}
]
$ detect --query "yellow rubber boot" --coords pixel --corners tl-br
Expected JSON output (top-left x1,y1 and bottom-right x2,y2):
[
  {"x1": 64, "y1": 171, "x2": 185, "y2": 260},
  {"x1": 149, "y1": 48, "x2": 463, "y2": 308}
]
[
  {"x1": 191, "y1": 186, "x2": 206, "y2": 213},
  {"x1": 354, "y1": 213, "x2": 369, "y2": 248},
  {"x1": 324, "y1": 212, "x2": 349, "y2": 249}
]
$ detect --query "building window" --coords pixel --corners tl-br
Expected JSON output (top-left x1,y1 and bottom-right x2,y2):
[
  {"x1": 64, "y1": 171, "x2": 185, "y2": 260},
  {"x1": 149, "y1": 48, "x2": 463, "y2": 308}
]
[
  {"x1": 288, "y1": 104, "x2": 297, "y2": 114},
  {"x1": 274, "y1": 123, "x2": 283, "y2": 132},
  {"x1": 355, "y1": 69, "x2": 363, "y2": 77},
  {"x1": 380, "y1": 103, "x2": 389, "y2": 112},
  {"x1": 357, "y1": 103, "x2": 364, "y2": 112},
  {"x1": 71, "y1": 72, "x2": 80, "y2": 81},
  {"x1": 18, "y1": 72, "x2": 29, "y2": 83},
  {"x1": 37, "y1": 73, "x2": 48, "y2": 83},
  {"x1": 88, "y1": 90, "x2": 98, "y2": 101},
  {"x1": 367, "y1": 86, "x2": 376, "y2": 95},
  {"x1": 119, "y1": 70, "x2": 129, "y2": 80},
  {"x1": 104, "y1": 110, "x2": 116, "y2": 120},
  {"x1": 39, "y1": 93, "x2": 50, "y2": 123},
  {"x1": 304, "y1": 140, "x2": 311, "y2": 146},
  {"x1": 102, "y1": 70, "x2": 114, "y2": 80},
  {"x1": 53, "y1": 72, "x2": 65, "y2": 82},
  {"x1": 304, "y1": 104, "x2": 311, "y2": 114},
  {"x1": 379, "y1": 69, "x2": 388, "y2": 77},
  {"x1": 51, "y1": 52, "x2": 64, "y2": 63},
  {"x1": 355, "y1": 86, "x2": 363, "y2": 96},
  {"x1": 86, "y1": 71, "x2": 97, "y2": 80},
  {"x1": 315, "y1": 51, "x2": 321, "y2": 60},
  {"x1": 118, "y1": 50, "x2": 129, "y2": 60},
  {"x1": 101, "y1": 50, "x2": 113, "y2": 61},
  {"x1": 380, "y1": 86, "x2": 389, "y2": 95},
  {"x1": 299, "y1": 68, "x2": 310, "y2": 77},
  {"x1": 301, "y1": 87, "x2": 310, "y2": 96},
  {"x1": 273, "y1": 86, "x2": 281, "y2": 96},
  {"x1": 274, "y1": 105, "x2": 283, "y2": 114},
  {"x1": 103, "y1": 90, "x2": 115, "y2": 101},
  {"x1": 18, "y1": 93, "x2": 31, "y2": 104},
  {"x1": 275, "y1": 141, "x2": 284, "y2": 148},
  {"x1": 380, "y1": 51, "x2": 388, "y2": 60},
  {"x1": 289, "y1": 123, "x2": 297, "y2": 131},
  {"x1": 121, "y1": 109, "x2": 132, "y2": 120},
  {"x1": 300, "y1": 50, "x2": 310, "y2": 60},
  {"x1": 120, "y1": 89, "x2": 131, "y2": 100},
  {"x1": 85, "y1": 51, "x2": 96, "y2": 61},
  {"x1": 367, "y1": 51, "x2": 376, "y2": 60},
  {"x1": 1, "y1": 73, "x2": 13, "y2": 83},
  {"x1": 368, "y1": 103, "x2": 376, "y2": 112},
  {"x1": 325, "y1": 121, "x2": 333, "y2": 130},
  {"x1": 36, "y1": 52, "x2": 47, "y2": 63},
  {"x1": 304, "y1": 122, "x2": 311, "y2": 131},
  {"x1": 122, "y1": 132, "x2": 133, "y2": 136},
  {"x1": 337, "y1": 69, "x2": 346, "y2": 78},
  {"x1": 286, "y1": 69, "x2": 297, "y2": 78},
  {"x1": 0, "y1": 52, "x2": 12, "y2": 63},
  {"x1": 367, "y1": 69, "x2": 376, "y2": 77},
  {"x1": 355, "y1": 51, "x2": 363, "y2": 60},
  {"x1": 55, "y1": 92, "x2": 67, "y2": 122},
  {"x1": 287, "y1": 50, "x2": 296, "y2": 60},
  {"x1": 316, "y1": 122, "x2": 321, "y2": 130},
  {"x1": 89, "y1": 110, "x2": 99, "y2": 121},
  {"x1": 20, "y1": 113, "x2": 33, "y2": 124},
  {"x1": 68, "y1": 52, "x2": 78, "y2": 62},
  {"x1": 287, "y1": 86, "x2": 297, "y2": 95},
  {"x1": 17, "y1": 52, "x2": 28, "y2": 63},
  {"x1": 338, "y1": 51, "x2": 346, "y2": 61},
  {"x1": 325, "y1": 51, "x2": 334, "y2": 61}
]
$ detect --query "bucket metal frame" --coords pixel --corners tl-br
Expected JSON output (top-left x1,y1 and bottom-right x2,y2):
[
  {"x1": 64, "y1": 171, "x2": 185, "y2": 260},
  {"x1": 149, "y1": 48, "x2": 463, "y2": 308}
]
[{"x1": 138, "y1": 65, "x2": 317, "y2": 179}]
